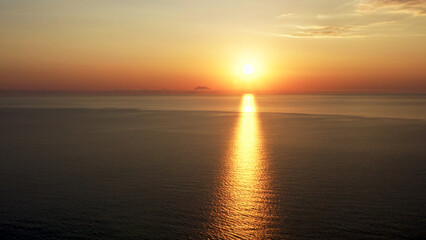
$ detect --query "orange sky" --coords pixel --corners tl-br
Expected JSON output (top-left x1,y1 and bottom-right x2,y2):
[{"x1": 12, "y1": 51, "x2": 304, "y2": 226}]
[{"x1": 0, "y1": 0, "x2": 425, "y2": 93}]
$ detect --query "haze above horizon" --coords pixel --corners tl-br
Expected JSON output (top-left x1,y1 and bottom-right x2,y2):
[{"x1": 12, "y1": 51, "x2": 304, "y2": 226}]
[{"x1": 0, "y1": 0, "x2": 425, "y2": 93}]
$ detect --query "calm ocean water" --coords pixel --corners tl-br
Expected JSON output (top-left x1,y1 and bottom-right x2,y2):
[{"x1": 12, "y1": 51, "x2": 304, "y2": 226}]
[
  {"x1": 0, "y1": 94, "x2": 425, "y2": 239},
  {"x1": 1, "y1": 94, "x2": 426, "y2": 119}
]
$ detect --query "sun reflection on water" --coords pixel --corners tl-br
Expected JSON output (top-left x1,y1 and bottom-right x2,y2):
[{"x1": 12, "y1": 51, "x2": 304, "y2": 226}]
[{"x1": 207, "y1": 94, "x2": 276, "y2": 239}]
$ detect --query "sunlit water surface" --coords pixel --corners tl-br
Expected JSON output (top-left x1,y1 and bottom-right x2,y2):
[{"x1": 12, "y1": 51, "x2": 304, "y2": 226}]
[
  {"x1": 1, "y1": 94, "x2": 426, "y2": 119},
  {"x1": 0, "y1": 94, "x2": 425, "y2": 239},
  {"x1": 207, "y1": 95, "x2": 278, "y2": 239}
]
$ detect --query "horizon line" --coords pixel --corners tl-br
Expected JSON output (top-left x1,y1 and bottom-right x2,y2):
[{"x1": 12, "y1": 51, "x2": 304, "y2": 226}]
[{"x1": 0, "y1": 90, "x2": 425, "y2": 95}]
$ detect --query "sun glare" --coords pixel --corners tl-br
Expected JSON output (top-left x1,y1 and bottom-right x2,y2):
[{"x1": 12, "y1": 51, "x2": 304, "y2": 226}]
[
  {"x1": 243, "y1": 64, "x2": 255, "y2": 76},
  {"x1": 209, "y1": 94, "x2": 274, "y2": 238},
  {"x1": 241, "y1": 94, "x2": 256, "y2": 113}
]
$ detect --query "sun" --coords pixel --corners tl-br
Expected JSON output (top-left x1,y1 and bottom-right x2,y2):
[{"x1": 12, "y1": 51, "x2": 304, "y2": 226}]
[{"x1": 243, "y1": 64, "x2": 255, "y2": 76}]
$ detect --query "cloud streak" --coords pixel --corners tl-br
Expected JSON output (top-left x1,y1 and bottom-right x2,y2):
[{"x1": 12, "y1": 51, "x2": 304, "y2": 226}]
[
  {"x1": 286, "y1": 26, "x2": 360, "y2": 38},
  {"x1": 268, "y1": 0, "x2": 425, "y2": 38},
  {"x1": 359, "y1": 0, "x2": 426, "y2": 15},
  {"x1": 275, "y1": 13, "x2": 294, "y2": 19}
]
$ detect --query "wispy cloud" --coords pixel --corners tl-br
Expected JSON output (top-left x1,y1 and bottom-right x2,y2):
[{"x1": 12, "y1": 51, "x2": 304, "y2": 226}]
[
  {"x1": 359, "y1": 0, "x2": 426, "y2": 15},
  {"x1": 272, "y1": 21, "x2": 393, "y2": 38},
  {"x1": 275, "y1": 13, "x2": 294, "y2": 19},
  {"x1": 268, "y1": 0, "x2": 425, "y2": 38},
  {"x1": 272, "y1": 27, "x2": 362, "y2": 38}
]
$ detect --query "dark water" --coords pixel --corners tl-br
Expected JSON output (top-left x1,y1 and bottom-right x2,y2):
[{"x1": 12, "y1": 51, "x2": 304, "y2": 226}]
[{"x1": 0, "y1": 95, "x2": 425, "y2": 239}]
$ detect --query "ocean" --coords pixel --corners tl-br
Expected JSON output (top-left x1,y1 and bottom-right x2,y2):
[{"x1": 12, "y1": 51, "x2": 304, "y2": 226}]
[{"x1": 0, "y1": 94, "x2": 425, "y2": 239}]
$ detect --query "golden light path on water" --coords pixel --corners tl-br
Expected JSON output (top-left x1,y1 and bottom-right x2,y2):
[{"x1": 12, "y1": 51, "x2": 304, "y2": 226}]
[{"x1": 207, "y1": 94, "x2": 276, "y2": 239}]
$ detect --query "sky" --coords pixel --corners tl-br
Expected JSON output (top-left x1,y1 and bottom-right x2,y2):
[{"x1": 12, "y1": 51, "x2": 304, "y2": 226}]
[{"x1": 0, "y1": 0, "x2": 425, "y2": 93}]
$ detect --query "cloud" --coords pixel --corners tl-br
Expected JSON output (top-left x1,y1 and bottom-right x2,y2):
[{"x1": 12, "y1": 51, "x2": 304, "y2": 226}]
[
  {"x1": 267, "y1": 0, "x2": 425, "y2": 38},
  {"x1": 275, "y1": 13, "x2": 294, "y2": 19},
  {"x1": 293, "y1": 25, "x2": 358, "y2": 37},
  {"x1": 359, "y1": 0, "x2": 426, "y2": 15},
  {"x1": 272, "y1": 22, "x2": 391, "y2": 38}
]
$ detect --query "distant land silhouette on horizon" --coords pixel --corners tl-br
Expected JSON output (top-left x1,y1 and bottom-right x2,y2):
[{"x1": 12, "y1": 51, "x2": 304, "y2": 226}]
[{"x1": 194, "y1": 86, "x2": 210, "y2": 90}]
